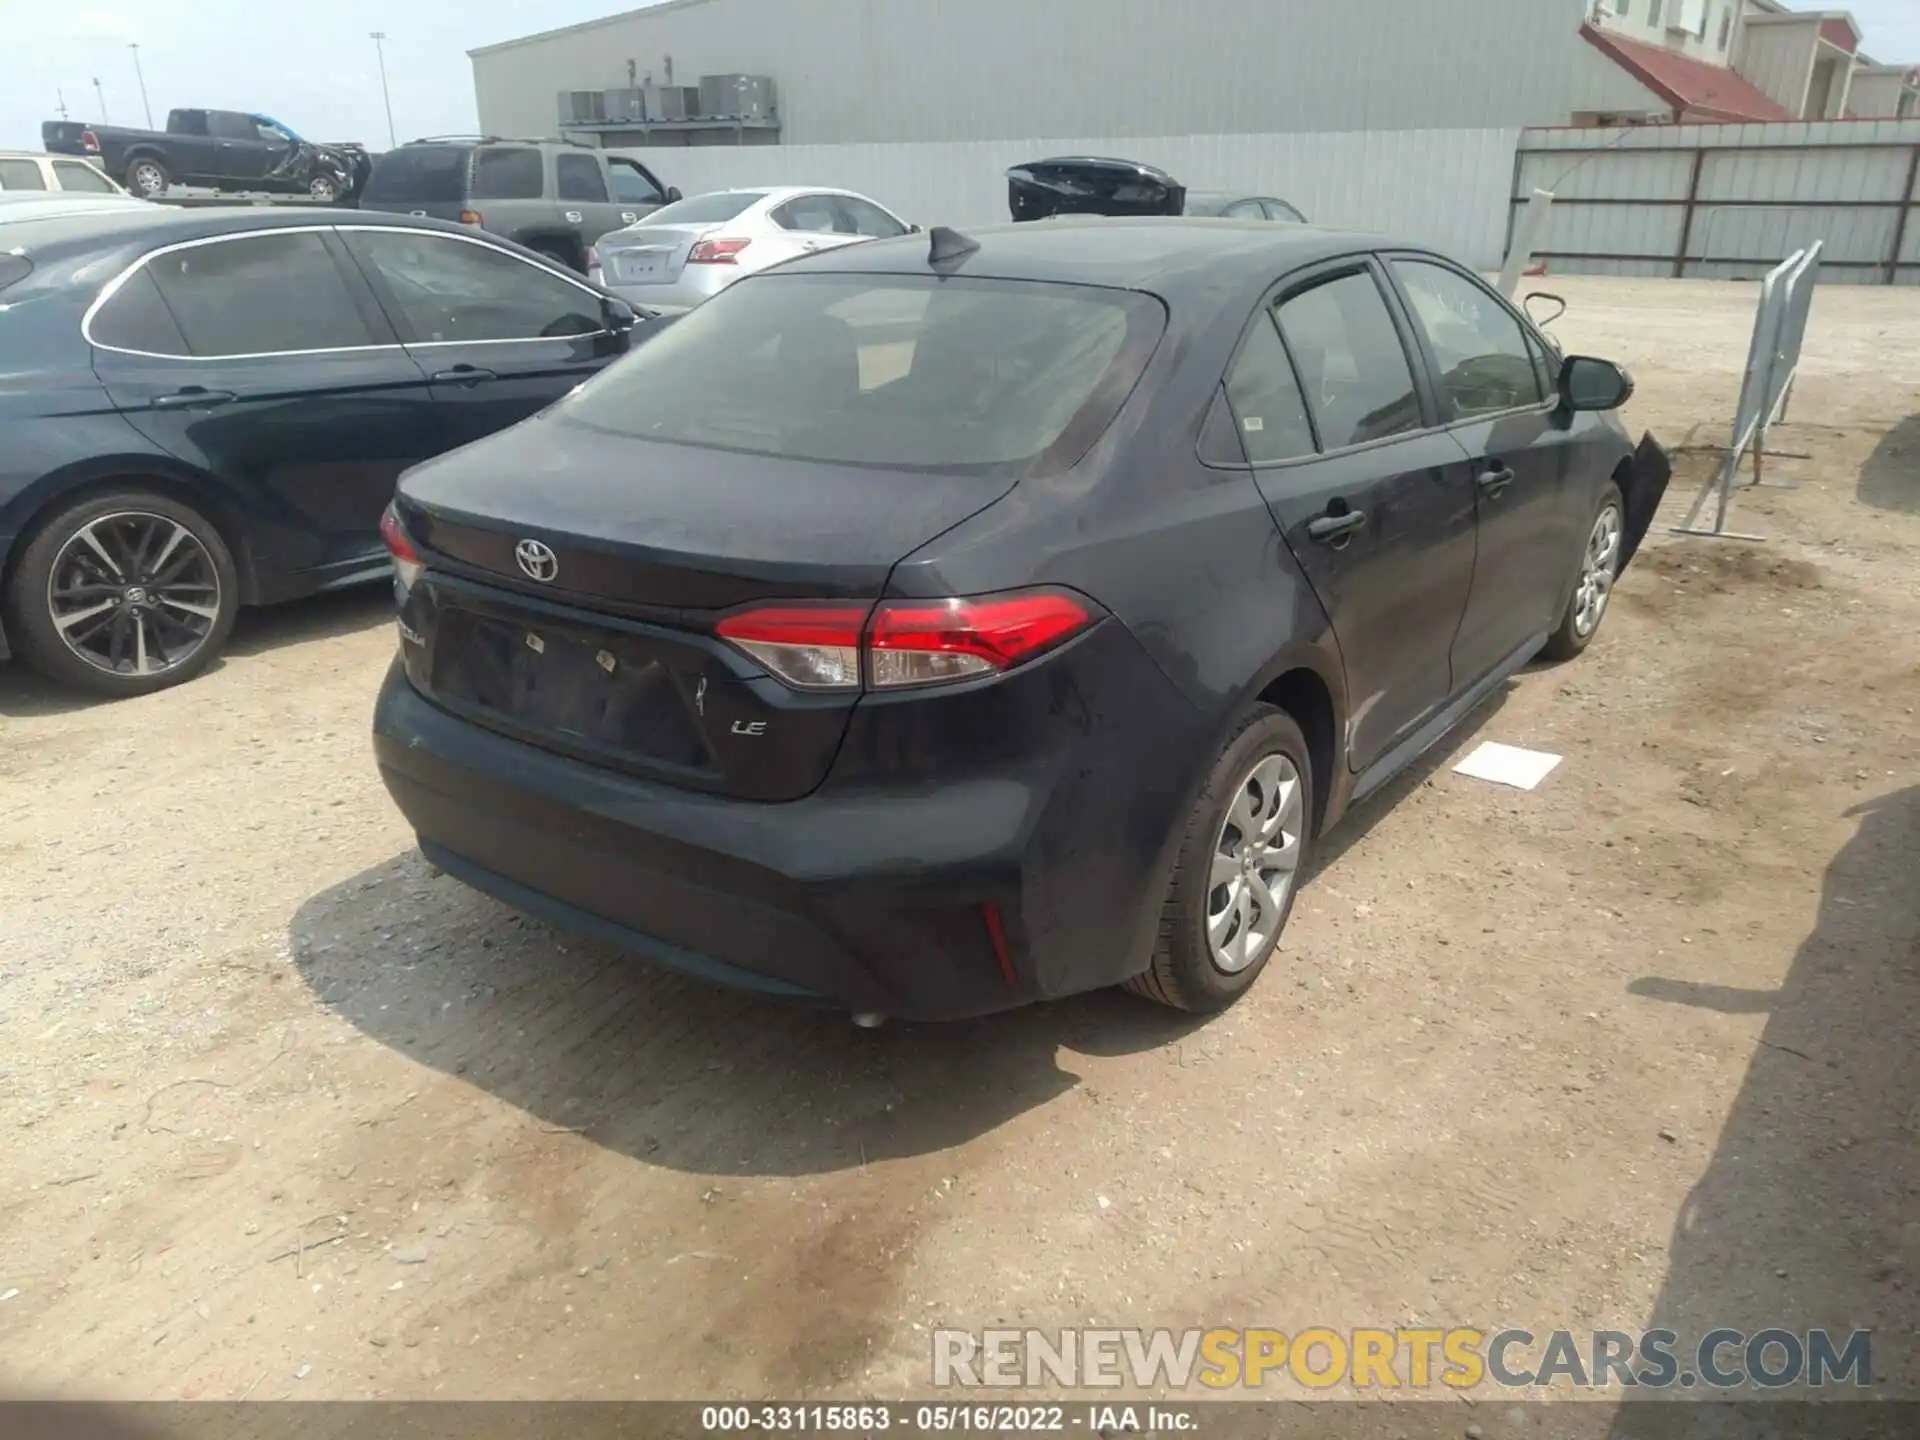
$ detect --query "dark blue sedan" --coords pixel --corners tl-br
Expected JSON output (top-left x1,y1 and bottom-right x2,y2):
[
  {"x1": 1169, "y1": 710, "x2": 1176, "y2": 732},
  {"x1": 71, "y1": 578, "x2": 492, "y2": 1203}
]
[{"x1": 0, "y1": 205, "x2": 647, "y2": 696}]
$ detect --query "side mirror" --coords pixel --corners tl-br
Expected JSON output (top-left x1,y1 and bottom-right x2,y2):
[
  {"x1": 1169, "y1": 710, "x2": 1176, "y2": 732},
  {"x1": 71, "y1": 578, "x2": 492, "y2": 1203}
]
[
  {"x1": 1559, "y1": 355, "x2": 1634, "y2": 412},
  {"x1": 602, "y1": 296, "x2": 640, "y2": 333},
  {"x1": 664, "y1": 186, "x2": 683, "y2": 203},
  {"x1": 909, "y1": 223, "x2": 924, "y2": 233}
]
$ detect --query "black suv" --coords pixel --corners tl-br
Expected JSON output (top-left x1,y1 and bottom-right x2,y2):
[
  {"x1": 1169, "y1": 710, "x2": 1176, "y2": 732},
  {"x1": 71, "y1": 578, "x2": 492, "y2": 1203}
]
[{"x1": 359, "y1": 138, "x2": 680, "y2": 272}]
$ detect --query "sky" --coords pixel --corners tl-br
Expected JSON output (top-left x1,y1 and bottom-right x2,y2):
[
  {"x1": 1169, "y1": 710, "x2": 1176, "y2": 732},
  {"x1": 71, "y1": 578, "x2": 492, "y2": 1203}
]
[{"x1": 3, "y1": 0, "x2": 1919, "y2": 153}]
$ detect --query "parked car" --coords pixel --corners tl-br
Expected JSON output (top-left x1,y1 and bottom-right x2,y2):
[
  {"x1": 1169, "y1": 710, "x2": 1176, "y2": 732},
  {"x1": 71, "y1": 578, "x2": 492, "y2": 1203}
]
[
  {"x1": 1008, "y1": 157, "x2": 1306, "y2": 223},
  {"x1": 359, "y1": 137, "x2": 678, "y2": 274},
  {"x1": 591, "y1": 186, "x2": 916, "y2": 313},
  {"x1": 0, "y1": 150, "x2": 128, "y2": 196},
  {"x1": 42, "y1": 110, "x2": 370, "y2": 202},
  {"x1": 372, "y1": 218, "x2": 1671, "y2": 1022},
  {"x1": 0, "y1": 194, "x2": 153, "y2": 220},
  {"x1": 0, "y1": 206, "x2": 657, "y2": 697}
]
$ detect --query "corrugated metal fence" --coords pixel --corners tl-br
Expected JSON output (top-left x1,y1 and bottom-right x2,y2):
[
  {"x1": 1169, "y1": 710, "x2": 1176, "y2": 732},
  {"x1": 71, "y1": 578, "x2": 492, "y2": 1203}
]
[
  {"x1": 1513, "y1": 119, "x2": 1920, "y2": 285},
  {"x1": 608, "y1": 129, "x2": 1522, "y2": 269}
]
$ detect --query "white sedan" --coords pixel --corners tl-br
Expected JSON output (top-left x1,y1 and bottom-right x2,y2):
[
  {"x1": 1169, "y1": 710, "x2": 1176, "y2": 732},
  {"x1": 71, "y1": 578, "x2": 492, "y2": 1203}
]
[{"x1": 590, "y1": 186, "x2": 915, "y2": 313}]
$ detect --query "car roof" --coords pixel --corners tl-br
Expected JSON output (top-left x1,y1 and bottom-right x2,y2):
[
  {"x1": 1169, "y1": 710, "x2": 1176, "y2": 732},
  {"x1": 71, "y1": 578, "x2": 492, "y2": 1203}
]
[
  {"x1": 0, "y1": 203, "x2": 501, "y2": 254},
  {"x1": 776, "y1": 216, "x2": 1404, "y2": 295}
]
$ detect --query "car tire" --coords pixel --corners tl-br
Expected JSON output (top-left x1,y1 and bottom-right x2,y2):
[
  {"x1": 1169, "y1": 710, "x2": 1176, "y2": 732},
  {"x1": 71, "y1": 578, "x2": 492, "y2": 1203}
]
[
  {"x1": 1127, "y1": 705, "x2": 1313, "y2": 1013},
  {"x1": 124, "y1": 156, "x2": 171, "y2": 198},
  {"x1": 1540, "y1": 480, "x2": 1626, "y2": 663},
  {"x1": 532, "y1": 243, "x2": 582, "y2": 273},
  {"x1": 307, "y1": 174, "x2": 341, "y2": 202},
  {"x1": 4, "y1": 489, "x2": 239, "y2": 699}
]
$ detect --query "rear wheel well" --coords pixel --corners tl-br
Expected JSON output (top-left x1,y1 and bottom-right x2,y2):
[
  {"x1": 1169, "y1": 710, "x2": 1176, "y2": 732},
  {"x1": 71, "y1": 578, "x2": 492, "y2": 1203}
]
[
  {"x1": 1257, "y1": 667, "x2": 1337, "y2": 837},
  {"x1": 7, "y1": 473, "x2": 256, "y2": 603},
  {"x1": 520, "y1": 232, "x2": 586, "y2": 271}
]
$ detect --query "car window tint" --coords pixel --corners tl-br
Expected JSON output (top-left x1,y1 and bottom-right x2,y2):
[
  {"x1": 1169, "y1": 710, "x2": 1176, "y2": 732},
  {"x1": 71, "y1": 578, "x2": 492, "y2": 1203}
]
[
  {"x1": 144, "y1": 232, "x2": 377, "y2": 357},
  {"x1": 835, "y1": 196, "x2": 908, "y2": 239},
  {"x1": 255, "y1": 121, "x2": 291, "y2": 144},
  {"x1": 470, "y1": 148, "x2": 544, "y2": 201},
  {"x1": 1265, "y1": 199, "x2": 1306, "y2": 223},
  {"x1": 208, "y1": 112, "x2": 256, "y2": 141},
  {"x1": 607, "y1": 159, "x2": 664, "y2": 205},
  {"x1": 1527, "y1": 329, "x2": 1561, "y2": 404},
  {"x1": 560, "y1": 273, "x2": 1165, "y2": 477},
  {"x1": 90, "y1": 266, "x2": 191, "y2": 354},
  {"x1": 773, "y1": 195, "x2": 843, "y2": 233},
  {"x1": 1392, "y1": 259, "x2": 1543, "y2": 418},
  {"x1": 1224, "y1": 199, "x2": 1267, "y2": 219},
  {"x1": 0, "y1": 159, "x2": 47, "y2": 190},
  {"x1": 52, "y1": 161, "x2": 116, "y2": 193},
  {"x1": 1224, "y1": 312, "x2": 1316, "y2": 463},
  {"x1": 363, "y1": 145, "x2": 471, "y2": 205},
  {"x1": 345, "y1": 231, "x2": 602, "y2": 344},
  {"x1": 642, "y1": 191, "x2": 765, "y2": 225},
  {"x1": 1276, "y1": 270, "x2": 1422, "y2": 450},
  {"x1": 555, "y1": 153, "x2": 608, "y2": 203}
]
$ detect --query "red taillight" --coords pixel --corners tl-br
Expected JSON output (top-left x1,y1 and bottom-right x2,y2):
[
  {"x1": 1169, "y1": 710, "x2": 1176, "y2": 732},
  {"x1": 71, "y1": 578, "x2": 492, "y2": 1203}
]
[
  {"x1": 688, "y1": 237, "x2": 751, "y2": 265},
  {"x1": 714, "y1": 590, "x2": 1094, "y2": 693},
  {"x1": 458, "y1": 209, "x2": 484, "y2": 227},
  {"x1": 80, "y1": 129, "x2": 101, "y2": 153},
  {"x1": 380, "y1": 503, "x2": 423, "y2": 588}
]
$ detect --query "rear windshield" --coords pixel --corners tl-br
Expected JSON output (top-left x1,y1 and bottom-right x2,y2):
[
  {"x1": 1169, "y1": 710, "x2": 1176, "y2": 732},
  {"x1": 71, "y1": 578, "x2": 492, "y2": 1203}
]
[
  {"x1": 363, "y1": 145, "x2": 471, "y2": 205},
  {"x1": 640, "y1": 191, "x2": 768, "y2": 226},
  {"x1": 560, "y1": 273, "x2": 1165, "y2": 477},
  {"x1": 470, "y1": 147, "x2": 544, "y2": 201}
]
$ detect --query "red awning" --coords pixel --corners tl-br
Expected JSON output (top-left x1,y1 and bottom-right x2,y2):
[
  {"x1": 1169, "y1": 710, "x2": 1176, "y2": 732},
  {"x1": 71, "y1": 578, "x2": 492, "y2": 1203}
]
[{"x1": 1580, "y1": 23, "x2": 1797, "y2": 123}]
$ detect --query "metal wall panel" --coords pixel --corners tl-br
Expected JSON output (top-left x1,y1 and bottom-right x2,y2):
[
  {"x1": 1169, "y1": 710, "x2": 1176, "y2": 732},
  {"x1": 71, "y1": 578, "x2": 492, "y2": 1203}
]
[
  {"x1": 473, "y1": 0, "x2": 1600, "y2": 146},
  {"x1": 605, "y1": 127, "x2": 1523, "y2": 268},
  {"x1": 1732, "y1": 19, "x2": 1817, "y2": 116}
]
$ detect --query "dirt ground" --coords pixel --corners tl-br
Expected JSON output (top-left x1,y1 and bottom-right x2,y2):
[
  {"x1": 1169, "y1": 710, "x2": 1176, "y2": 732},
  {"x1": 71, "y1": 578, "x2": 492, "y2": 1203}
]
[{"x1": 1, "y1": 276, "x2": 1917, "y2": 1406}]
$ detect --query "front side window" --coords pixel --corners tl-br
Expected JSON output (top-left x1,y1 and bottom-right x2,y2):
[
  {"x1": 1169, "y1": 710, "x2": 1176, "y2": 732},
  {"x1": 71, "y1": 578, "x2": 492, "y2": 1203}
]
[
  {"x1": 555, "y1": 153, "x2": 609, "y2": 203},
  {"x1": 1223, "y1": 312, "x2": 1316, "y2": 463},
  {"x1": 1275, "y1": 270, "x2": 1422, "y2": 450},
  {"x1": 344, "y1": 230, "x2": 602, "y2": 344},
  {"x1": 1223, "y1": 199, "x2": 1268, "y2": 220},
  {"x1": 254, "y1": 120, "x2": 294, "y2": 145},
  {"x1": 142, "y1": 231, "x2": 378, "y2": 357},
  {"x1": 607, "y1": 158, "x2": 665, "y2": 205},
  {"x1": 1265, "y1": 199, "x2": 1307, "y2": 223},
  {"x1": 559, "y1": 273, "x2": 1165, "y2": 477},
  {"x1": 835, "y1": 196, "x2": 908, "y2": 239},
  {"x1": 53, "y1": 160, "x2": 116, "y2": 194},
  {"x1": 0, "y1": 159, "x2": 48, "y2": 190},
  {"x1": 208, "y1": 112, "x2": 257, "y2": 141},
  {"x1": 470, "y1": 147, "x2": 544, "y2": 201},
  {"x1": 1391, "y1": 259, "x2": 1543, "y2": 419}
]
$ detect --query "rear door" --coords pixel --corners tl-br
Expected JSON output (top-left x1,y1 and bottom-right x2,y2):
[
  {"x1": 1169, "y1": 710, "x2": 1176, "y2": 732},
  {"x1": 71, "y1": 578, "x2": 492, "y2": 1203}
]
[
  {"x1": 1383, "y1": 255, "x2": 1582, "y2": 687},
  {"x1": 87, "y1": 227, "x2": 441, "y2": 578},
  {"x1": 465, "y1": 146, "x2": 557, "y2": 244},
  {"x1": 1234, "y1": 259, "x2": 1480, "y2": 771},
  {"x1": 338, "y1": 226, "x2": 625, "y2": 451}
]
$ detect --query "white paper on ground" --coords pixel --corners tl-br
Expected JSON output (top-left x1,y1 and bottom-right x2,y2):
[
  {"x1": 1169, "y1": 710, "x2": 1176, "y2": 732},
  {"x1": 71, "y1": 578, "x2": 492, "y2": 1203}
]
[{"x1": 1452, "y1": 741, "x2": 1564, "y2": 791}]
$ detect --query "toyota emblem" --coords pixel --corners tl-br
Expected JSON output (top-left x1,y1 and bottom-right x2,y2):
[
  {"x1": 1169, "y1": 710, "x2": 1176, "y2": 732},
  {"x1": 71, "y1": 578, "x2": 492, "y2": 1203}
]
[{"x1": 514, "y1": 539, "x2": 559, "y2": 583}]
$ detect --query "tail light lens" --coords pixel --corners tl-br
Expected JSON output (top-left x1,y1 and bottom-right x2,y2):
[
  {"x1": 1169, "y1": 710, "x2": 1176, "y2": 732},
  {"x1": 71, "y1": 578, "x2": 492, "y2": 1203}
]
[
  {"x1": 714, "y1": 590, "x2": 1094, "y2": 694},
  {"x1": 458, "y1": 209, "x2": 484, "y2": 227},
  {"x1": 688, "y1": 237, "x2": 751, "y2": 265},
  {"x1": 80, "y1": 129, "x2": 101, "y2": 153},
  {"x1": 379, "y1": 503, "x2": 423, "y2": 590}
]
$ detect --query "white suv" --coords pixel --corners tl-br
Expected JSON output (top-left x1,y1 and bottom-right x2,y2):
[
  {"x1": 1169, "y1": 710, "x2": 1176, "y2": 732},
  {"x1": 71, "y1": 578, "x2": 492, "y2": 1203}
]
[{"x1": 0, "y1": 151, "x2": 129, "y2": 197}]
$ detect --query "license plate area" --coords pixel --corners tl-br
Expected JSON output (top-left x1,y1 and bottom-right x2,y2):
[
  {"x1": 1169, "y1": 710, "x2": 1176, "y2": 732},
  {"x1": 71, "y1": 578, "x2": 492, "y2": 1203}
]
[{"x1": 613, "y1": 251, "x2": 666, "y2": 283}]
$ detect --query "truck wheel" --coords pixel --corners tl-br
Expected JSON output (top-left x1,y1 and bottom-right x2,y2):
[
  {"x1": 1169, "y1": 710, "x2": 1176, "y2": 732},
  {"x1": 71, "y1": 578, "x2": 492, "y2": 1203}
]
[
  {"x1": 125, "y1": 157, "x2": 171, "y2": 198},
  {"x1": 307, "y1": 174, "x2": 341, "y2": 202}
]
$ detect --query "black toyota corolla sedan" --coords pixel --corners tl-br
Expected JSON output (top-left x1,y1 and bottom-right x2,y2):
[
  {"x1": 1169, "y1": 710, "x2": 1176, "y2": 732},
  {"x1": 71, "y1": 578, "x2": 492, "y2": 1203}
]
[
  {"x1": 374, "y1": 218, "x2": 1671, "y2": 1021},
  {"x1": 0, "y1": 205, "x2": 648, "y2": 696}
]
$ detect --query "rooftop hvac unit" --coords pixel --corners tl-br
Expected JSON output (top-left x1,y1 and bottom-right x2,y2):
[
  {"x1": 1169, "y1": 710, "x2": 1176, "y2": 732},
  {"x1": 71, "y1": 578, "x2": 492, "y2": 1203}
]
[
  {"x1": 699, "y1": 74, "x2": 777, "y2": 121},
  {"x1": 603, "y1": 87, "x2": 646, "y2": 121},
  {"x1": 641, "y1": 84, "x2": 702, "y2": 121},
  {"x1": 557, "y1": 89, "x2": 607, "y2": 124}
]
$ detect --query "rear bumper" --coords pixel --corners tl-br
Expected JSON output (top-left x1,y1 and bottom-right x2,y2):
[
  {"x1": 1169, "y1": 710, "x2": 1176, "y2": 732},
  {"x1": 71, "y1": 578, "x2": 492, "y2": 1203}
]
[
  {"x1": 372, "y1": 625, "x2": 1209, "y2": 1020},
  {"x1": 598, "y1": 269, "x2": 731, "y2": 314}
]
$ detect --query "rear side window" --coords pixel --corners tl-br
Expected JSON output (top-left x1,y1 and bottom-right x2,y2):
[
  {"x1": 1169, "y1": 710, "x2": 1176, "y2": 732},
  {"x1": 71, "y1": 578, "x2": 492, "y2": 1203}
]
[
  {"x1": 53, "y1": 161, "x2": 116, "y2": 194},
  {"x1": 1276, "y1": 270, "x2": 1422, "y2": 450},
  {"x1": 470, "y1": 148, "x2": 544, "y2": 201},
  {"x1": 0, "y1": 159, "x2": 47, "y2": 190},
  {"x1": 363, "y1": 145, "x2": 472, "y2": 205},
  {"x1": 555, "y1": 154, "x2": 608, "y2": 203},
  {"x1": 143, "y1": 232, "x2": 378, "y2": 357},
  {"x1": 559, "y1": 272, "x2": 1166, "y2": 477},
  {"x1": 1224, "y1": 312, "x2": 1316, "y2": 463},
  {"x1": 89, "y1": 266, "x2": 188, "y2": 353},
  {"x1": 773, "y1": 194, "x2": 845, "y2": 233}
]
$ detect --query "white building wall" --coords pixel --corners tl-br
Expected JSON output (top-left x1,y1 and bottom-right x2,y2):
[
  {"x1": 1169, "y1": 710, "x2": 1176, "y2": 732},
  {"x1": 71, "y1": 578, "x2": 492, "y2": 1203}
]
[
  {"x1": 1594, "y1": 0, "x2": 1740, "y2": 62},
  {"x1": 1734, "y1": 18, "x2": 1820, "y2": 115},
  {"x1": 473, "y1": 0, "x2": 1610, "y2": 145},
  {"x1": 1847, "y1": 69, "x2": 1913, "y2": 119}
]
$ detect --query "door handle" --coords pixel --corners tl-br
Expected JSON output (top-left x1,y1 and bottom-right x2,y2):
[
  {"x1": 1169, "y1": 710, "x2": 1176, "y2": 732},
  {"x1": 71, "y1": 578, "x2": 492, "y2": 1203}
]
[
  {"x1": 1477, "y1": 465, "x2": 1516, "y2": 498},
  {"x1": 1306, "y1": 509, "x2": 1368, "y2": 545},
  {"x1": 152, "y1": 387, "x2": 237, "y2": 410},
  {"x1": 431, "y1": 366, "x2": 497, "y2": 386}
]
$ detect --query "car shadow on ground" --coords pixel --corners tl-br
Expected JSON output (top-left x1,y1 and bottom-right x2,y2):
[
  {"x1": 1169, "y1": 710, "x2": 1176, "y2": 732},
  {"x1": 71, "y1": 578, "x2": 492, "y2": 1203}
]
[
  {"x1": 1613, "y1": 784, "x2": 1920, "y2": 1415},
  {"x1": 1857, "y1": 412, "x2": 1920, "y2": 514},
  {"x1": 288, "y1": 682, "x2": 1514, "y2": 1180},
  {"x1": 0, "y1": 584, "x2": 393, "y2": 718}
]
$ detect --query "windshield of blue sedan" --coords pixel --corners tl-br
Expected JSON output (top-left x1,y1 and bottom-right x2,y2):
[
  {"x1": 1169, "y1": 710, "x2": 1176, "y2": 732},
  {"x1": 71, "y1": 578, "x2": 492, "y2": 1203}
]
[{"x1": 560, "y1": 272, "x2": 1165, "y2": 476}]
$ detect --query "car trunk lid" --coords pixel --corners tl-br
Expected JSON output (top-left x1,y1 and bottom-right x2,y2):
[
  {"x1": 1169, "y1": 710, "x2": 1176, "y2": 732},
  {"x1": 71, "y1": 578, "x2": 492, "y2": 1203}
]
[{"x1": 594, "y1": 223, "x2": 718, "y2": 286}]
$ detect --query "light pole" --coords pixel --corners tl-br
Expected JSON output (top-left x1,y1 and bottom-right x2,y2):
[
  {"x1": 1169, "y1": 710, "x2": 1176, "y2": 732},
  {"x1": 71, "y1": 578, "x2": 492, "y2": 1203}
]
[
  {"x1": 129, "y1": 43, "x2": 154, "y2": 129},
  {"x1": 92, "y1": 77, "x2": 109, "y2": 124},
  {"x1": 369, "y1": 32, "x2": 396, "y2": 147}
]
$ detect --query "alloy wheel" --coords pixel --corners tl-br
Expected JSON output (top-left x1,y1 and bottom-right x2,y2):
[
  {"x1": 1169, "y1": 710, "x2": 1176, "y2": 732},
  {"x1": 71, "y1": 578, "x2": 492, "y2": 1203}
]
[
  {"x1": 1205, "y1": 752, "x2": 1304, "y2": 974},
  {"x1": 309, "y1": 175, "x2": 339, "y2": 201},
  {"x1": 130, "y1": 161, "x2": 165, "y2": 196},
  {"x1": 46, "y1": 512, "x2": 221, "y2": 679},
  {"x1": 1573, "y1": 501, "x2": 1624, "y2": 639}
]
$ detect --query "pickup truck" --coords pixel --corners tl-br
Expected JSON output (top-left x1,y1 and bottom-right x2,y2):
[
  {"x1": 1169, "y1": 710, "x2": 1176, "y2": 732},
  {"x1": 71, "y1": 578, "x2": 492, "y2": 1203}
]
[{"x1": 41, "y1": 109, "x2": 372, "y2": 202}]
